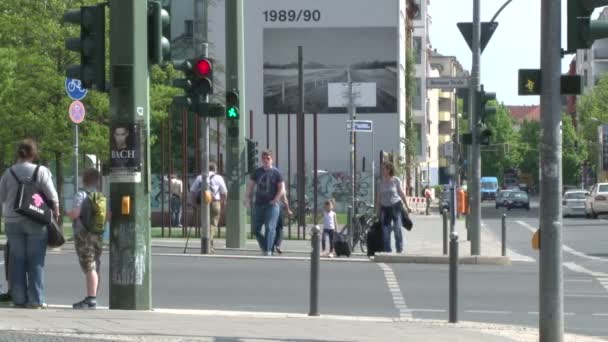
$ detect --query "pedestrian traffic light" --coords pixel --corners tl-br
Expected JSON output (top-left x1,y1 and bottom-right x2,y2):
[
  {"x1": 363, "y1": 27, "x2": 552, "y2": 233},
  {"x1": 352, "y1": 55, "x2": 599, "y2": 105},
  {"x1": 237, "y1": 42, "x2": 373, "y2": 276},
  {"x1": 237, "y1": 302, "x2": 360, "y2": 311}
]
[
  {"x1": 63, "y1": 4, "x2": 106, "y2": 91},
  {"x1": 226, "y1": 89, "x2": 240, "y2": 120},
  {"x1": 246, "y1": 138, "x2": 259, "y2": 174},
  {"x1": 478, "y1": 85, "x2": 496, "y2": 123},
  {"x1": 148, "y1": 0, "x2": 171, "y2": 65},
  {"x1": 479, "y1": 127, "x2": 492, "y2": 146},
  {"x1": 566, "y1": 0, "x2": 608, "y2": 54}
]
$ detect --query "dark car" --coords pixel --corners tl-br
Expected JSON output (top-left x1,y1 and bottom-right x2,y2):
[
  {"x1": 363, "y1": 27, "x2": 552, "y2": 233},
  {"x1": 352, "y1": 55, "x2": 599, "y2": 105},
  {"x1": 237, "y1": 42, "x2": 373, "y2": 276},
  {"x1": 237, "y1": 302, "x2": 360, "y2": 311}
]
[{"x1": 506, "y1": 191, "x2": 530, "y2": 210}]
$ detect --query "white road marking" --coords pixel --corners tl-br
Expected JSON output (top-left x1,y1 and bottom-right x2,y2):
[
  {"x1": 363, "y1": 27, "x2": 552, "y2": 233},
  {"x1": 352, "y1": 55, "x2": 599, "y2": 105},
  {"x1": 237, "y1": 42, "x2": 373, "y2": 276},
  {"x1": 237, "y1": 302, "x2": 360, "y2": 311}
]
[
  {"x1": 376, "y1": 263, "x2": 412, "y2": 320},
  {"x1": 465, "y1": 310, "x2": 510, "y2": 315},
  {"x1": 516, "y1": 220, "x2": 607, "y2": 262}
]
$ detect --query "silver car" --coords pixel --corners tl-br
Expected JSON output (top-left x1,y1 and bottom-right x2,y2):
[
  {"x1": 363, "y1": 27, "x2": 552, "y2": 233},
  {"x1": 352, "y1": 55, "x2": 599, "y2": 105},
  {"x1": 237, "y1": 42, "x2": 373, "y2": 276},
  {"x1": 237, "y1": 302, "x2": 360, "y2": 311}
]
[
  {"x1": 495, "y1": 190, "x2": 512, "y2": 209},
  {"x1": 562, "y1": 190, "x2": 588, "y2": 217},
  {"x1": 585, "y1": 183, "x2": 608, "y2": 219}
]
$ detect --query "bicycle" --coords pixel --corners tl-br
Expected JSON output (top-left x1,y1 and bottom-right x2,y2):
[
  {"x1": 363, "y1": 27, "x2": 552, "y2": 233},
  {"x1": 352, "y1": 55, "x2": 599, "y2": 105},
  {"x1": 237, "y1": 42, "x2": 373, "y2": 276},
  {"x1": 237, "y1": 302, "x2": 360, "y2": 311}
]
[{"x1": 339, "y1": 199, "x2": 376, "y2": 253}]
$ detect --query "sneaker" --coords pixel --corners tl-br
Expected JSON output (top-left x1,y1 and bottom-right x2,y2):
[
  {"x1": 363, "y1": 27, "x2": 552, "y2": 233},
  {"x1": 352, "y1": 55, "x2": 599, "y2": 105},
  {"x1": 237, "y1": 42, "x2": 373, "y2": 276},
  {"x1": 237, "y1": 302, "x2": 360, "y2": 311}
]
[
  {"x1": 26, "y1": 303, "x2": 47, "y2": 309},
  {"x1": 275, "y1": 246, "x2": 283, "y2": 255},
  {"x1": 73, "y1": 298, "x2": 96, "y2": 310},
  {"x1": 0, "y1": 292, "x2": 11, "y2": 303}
]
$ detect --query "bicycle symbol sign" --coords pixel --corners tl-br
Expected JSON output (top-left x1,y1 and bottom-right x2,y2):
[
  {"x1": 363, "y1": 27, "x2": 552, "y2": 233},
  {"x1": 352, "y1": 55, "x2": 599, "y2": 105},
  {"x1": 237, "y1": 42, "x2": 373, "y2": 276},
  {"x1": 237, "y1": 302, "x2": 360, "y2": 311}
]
[
  {"x1": 65, "y1": 78, "x2": 87, "y2": 100},
  {"x1": 69, "y1": 100, "x2": 86, "y2": 124}
]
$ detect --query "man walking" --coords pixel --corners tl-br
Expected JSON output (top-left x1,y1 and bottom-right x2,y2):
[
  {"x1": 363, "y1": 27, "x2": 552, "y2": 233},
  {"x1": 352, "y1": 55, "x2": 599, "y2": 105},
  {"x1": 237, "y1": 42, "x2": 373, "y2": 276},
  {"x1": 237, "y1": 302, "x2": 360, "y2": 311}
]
[
  {"x1": 190, "y1": 162, "x2": 227, "y2": 248},
  {"x1": 244, "y1": 150, "x2": 285, "y2": 256},
  {"x1": 424, "y1": 185, "x2": 432, "y2": 215},
  {"x1": 169, "y1": 174, "x2": 183, "y2": 227}
]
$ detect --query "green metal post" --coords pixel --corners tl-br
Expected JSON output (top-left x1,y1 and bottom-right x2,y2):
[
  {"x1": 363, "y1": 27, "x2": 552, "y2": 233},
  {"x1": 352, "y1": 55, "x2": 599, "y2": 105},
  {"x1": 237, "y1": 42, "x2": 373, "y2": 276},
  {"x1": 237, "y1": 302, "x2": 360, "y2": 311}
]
[
  {"x1": 108, "y1": 0, "x2": 152, "y2": 310},
  {"x1": 225, "y1": 0, "x2": 247, "y2": 248}
]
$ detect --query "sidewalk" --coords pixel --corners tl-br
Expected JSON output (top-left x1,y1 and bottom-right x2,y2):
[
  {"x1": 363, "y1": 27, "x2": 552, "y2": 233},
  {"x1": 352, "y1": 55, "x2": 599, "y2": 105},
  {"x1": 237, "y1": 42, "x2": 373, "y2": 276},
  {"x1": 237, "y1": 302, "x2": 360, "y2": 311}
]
[{"x1": 0, "y1": 306, "x2": 603, "y2": 342}]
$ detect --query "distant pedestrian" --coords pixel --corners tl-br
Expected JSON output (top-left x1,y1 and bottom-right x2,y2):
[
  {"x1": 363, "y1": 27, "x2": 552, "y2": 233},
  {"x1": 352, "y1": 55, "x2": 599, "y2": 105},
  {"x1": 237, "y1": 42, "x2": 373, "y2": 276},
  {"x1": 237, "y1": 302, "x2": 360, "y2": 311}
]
[
  {"x1": 68, "y1": 168, "x2": 106, "y2": 310},
  {"x1": 0, "y1": 139, "x2": 60, "y2": 308},
  {"x1": 244, "y1": 150, "x2": 285, "y2": 256},
  {"x1": 273, "y1": 192, "x2": 292, "y2": 255},
  {"x1": 321, "y1": 200, "x2": 337, "y2": 257},
  {"x1": 190, "y1": 162, "x2": 227, "y2": 249},
  {"x1": 424, "y1": 186, "x2": 432, "y2": 215},
  {"x1": 168, "y1": 173, "x2": 183, "y2": 227},
  {"x1": 376, "y1": 162, "x2": 408, "y2": 253}
]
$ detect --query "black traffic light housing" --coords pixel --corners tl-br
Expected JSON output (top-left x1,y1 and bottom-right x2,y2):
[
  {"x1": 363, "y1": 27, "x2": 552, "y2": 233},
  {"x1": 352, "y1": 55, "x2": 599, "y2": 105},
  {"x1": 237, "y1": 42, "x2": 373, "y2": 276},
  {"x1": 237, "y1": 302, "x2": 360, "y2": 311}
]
[
  {"x1": 172, "y1": 59, "x2": 195, "y2": 110},
  {"x1": 63, "y1": 4, "x2": 106, "y2": 91},
  {"x1": 226, "y1": 89, "x2": 240, "y2": 120},
  {"x1": 478, "y1": 85, "x2": 496, "y2": 123},
  {"x1": 480, "y1": 127, "x2": 492, "y2": 146},
  {"x1": 246, "y1": 138, "x2": 258, "y2": 174},
  {"x1": 566, "y1": 0, "x2": 608, "y2": 54},
  {"x1": 148, "y1": 0, "x2": 171, "y2": 65}
]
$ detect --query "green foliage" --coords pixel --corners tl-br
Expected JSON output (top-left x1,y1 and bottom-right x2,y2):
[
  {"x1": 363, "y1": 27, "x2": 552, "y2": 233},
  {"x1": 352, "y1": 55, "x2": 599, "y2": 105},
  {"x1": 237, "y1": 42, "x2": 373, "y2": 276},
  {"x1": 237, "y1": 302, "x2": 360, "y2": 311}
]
[
  {"x1": 562, "y1": 114, "x2": 586, "y2": 185},
  {"x1": 517, "y1": 120, "x2": 540, "y2": 185},
  {"x1": 577, "y1": 74, "x2": 608, "y2": 174},
  {"x1": 481, "y1": 101, "x2": 521, "y2": 180}
]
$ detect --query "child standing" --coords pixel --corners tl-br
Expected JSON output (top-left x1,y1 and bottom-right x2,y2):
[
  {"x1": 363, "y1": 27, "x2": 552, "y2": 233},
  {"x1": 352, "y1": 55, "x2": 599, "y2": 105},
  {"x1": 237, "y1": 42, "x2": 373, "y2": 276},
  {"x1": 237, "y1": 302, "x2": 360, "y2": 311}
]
[{"x1": 322, "y1": 200, "x2": 337, "y2": 257}]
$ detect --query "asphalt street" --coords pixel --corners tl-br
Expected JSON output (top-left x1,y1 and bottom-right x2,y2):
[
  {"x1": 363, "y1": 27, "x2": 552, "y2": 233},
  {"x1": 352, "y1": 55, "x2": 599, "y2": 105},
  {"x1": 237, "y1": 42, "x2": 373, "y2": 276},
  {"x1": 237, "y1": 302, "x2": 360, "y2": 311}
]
[{"x1": 2, "y1": 198, "x2": 608, "y2": 340}]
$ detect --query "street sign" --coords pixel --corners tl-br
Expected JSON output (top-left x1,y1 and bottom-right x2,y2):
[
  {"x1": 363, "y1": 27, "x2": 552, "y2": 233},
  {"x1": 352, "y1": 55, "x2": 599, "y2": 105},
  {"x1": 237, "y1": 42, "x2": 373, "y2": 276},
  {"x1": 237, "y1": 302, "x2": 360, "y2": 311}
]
[
  {"x1": 328, "y1": 82, "x2": 377, "y2": 108},
  {"x1": 346, "y1": 120, "x2": 373, "y2": 132},
  {"x1": 69, "y1": 100, "x2": 86, "y2": 124},
  {"x1": 427, "y1": 77, "x2": 470, "y2": 89},
  {"x1": 65, "y1": 78, "x2": 88, "y2": 100},
  {"x1": 457, "y1": 22, "x2": 499, "y2": 53}
]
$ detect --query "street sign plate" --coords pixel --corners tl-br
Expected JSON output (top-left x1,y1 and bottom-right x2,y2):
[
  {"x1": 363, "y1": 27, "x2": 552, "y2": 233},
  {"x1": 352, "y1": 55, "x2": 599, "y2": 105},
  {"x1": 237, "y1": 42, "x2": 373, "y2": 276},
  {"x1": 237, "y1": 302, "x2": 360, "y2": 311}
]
[
  {"x1": 346, "y1": 120, "x2": 373, "y2": 132},
  {"x1": 427, "y1": 77, "x2": 470, "y2": 89},
  {"x1": 457, "y1": 22, "x2": 499, "y2": 53},
  {"x1": 65, "y1": 78, "x2": 87, "y2": 101},
  {"x1": 69, "y1": 100, "x2": 86, "y2": 124}
]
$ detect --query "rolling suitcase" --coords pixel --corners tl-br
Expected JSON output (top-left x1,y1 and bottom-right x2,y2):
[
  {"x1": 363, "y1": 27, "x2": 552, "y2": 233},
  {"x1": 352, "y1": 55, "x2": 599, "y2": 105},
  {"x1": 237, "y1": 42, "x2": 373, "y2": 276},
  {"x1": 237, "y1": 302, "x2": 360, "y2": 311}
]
[
  {"x1": 366, "y1": 220, "x2": 383, "y2": 257},
  {"x1": 333, "y1": 233, "x2": 351, "y2": 257}
]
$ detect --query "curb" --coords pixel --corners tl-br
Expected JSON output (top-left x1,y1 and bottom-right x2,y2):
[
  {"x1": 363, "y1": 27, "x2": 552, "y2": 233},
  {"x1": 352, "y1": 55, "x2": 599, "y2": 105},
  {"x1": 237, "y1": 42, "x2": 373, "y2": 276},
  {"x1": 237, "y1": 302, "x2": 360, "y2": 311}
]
[{"x1": 373, "y1": 253, "x2": 511, "y2": 265}]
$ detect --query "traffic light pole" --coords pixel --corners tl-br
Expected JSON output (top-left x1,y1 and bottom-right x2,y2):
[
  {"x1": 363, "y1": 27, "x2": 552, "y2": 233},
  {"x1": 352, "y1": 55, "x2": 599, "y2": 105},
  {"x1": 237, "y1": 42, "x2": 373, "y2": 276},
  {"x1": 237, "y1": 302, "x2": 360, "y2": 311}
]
[
  {"x1": 469, "y1": 0, "x2": 481, "y2": 255},
  {"x1": 225, "y1": 0, "x2": 247, "y2": 248},
  {"x1": 194, "y1": 0, "x2": 211, "y2": 254},
  {"x1": 108, "y1": 0, "x2": 151, "y2": 310},
  {"x1": 539, "y1": 0, "x2": 564, "y2": 340}
]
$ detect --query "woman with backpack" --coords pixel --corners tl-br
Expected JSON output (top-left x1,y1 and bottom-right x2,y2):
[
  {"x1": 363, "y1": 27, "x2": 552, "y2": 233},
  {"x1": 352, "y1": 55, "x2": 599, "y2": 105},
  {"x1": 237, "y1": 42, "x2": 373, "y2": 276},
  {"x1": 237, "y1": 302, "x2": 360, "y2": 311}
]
[
  {"x1": 376, "y1": 162, "x2": 409, "y2": 253},
  {"x1": 0, "y1": 139, "x2": 59, "y2": 308}
]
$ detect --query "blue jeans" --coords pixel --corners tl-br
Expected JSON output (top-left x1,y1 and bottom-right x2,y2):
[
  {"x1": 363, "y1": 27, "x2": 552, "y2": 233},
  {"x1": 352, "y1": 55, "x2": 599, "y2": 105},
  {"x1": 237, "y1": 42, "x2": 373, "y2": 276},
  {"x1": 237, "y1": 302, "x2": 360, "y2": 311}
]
[
  {"x1": 274, "y1": 207, "x2": 284, "y2": 250},
  {"x1": 170, "y1": 195, "x2": 181, "y2": 226},
  {"x1": 380, "y1": 202, "x2": 404, "y2": 253},
  {"x1": 253, "y1": 203, "x2": 280, "y2": 253},
  {"x1": 6, "y1": 221, "x2": 47, "y2": 305}
]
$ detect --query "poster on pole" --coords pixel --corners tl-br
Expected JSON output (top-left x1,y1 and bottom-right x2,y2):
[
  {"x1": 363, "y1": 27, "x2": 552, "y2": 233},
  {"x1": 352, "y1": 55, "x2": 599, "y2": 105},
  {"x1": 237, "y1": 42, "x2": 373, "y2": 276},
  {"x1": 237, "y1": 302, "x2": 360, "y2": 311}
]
[{"x1": 110, "y1": 123, "x2": 142, "y2": 182}]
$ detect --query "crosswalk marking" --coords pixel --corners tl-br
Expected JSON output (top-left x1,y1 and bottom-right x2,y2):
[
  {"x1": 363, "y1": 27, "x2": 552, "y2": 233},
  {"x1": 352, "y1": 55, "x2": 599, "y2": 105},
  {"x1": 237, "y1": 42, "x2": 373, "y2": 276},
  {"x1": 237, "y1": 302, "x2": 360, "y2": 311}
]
[{"x1": 376, "y1": 263, "x2": 412, "y2": 320}]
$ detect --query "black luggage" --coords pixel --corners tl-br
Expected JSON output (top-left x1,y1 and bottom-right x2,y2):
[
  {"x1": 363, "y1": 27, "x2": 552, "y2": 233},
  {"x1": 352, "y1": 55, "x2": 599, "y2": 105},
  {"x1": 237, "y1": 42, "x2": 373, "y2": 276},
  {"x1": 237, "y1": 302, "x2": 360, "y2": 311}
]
[
  {"x1": 333, "y1": 233, "x2": 351, "y2": 257},
  {"x1": 366, "y1": 220, "x2": 383, "y2": 257}
]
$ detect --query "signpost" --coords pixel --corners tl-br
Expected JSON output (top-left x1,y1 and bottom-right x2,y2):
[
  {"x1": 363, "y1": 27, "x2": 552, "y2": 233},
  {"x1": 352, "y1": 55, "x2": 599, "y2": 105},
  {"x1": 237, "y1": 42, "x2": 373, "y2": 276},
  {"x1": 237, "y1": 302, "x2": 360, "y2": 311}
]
[{"x1": 346, "y1": 119, "x2": 375, "y2": 207}]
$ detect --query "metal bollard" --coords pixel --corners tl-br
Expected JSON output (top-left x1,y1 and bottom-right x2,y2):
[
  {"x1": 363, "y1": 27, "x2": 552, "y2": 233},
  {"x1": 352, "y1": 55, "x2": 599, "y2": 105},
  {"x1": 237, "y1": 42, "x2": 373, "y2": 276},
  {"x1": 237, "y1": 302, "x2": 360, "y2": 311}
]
[
  {"x1": 442, "y1": 210, "x2": 448, "y2": 255},
  {"x1": 309, "y1": 225, "x2": 321, "y2": 316},
  {"x1": 501, "y1": 213, "x2": 507, "y2": 257},
  {"x1": 449, "y1": 231, "x2": 459, "y2": 323}
]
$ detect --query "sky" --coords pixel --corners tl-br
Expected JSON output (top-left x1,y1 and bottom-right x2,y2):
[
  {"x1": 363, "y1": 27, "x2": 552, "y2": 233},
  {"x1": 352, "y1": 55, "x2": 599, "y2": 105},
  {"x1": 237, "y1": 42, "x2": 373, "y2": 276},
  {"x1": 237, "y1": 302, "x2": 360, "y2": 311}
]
[{"x1": 428, "y1": 0, "x2": 602, "y2": 106}]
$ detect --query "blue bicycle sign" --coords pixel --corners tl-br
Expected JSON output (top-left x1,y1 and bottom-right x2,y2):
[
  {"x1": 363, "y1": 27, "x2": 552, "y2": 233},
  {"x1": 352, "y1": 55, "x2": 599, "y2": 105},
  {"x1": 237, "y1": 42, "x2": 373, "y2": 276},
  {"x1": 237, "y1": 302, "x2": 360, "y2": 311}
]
[{"x1": 65, "y1": 78, "x2": 87, "y2": 100}]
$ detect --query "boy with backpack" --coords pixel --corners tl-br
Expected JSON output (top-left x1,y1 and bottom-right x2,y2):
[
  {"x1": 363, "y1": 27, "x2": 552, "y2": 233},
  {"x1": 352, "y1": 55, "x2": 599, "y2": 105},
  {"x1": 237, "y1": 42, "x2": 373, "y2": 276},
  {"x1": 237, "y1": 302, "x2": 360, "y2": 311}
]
[{"x1": 67, "y1": 168, "x2": 107, "y2": 309}]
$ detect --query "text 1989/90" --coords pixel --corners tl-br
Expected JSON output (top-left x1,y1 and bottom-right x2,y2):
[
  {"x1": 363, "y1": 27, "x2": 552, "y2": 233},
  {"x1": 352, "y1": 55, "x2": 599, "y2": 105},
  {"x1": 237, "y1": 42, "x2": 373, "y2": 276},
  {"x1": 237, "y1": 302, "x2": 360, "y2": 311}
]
[{"x1": 263, "y1": 9, "x2": 321, "y2": 22}]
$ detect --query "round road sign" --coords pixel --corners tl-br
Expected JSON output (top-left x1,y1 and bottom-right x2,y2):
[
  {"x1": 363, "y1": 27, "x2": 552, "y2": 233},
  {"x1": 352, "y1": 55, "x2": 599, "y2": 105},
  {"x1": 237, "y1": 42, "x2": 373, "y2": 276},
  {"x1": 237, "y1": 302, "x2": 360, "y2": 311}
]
[{"x1": 69, "y1": 100, "x2": 86, "y2": 124}]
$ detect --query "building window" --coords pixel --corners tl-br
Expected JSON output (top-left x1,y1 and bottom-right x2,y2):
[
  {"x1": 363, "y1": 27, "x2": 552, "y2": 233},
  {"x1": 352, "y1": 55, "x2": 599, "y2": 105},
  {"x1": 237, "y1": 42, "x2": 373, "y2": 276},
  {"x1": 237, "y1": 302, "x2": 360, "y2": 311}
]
[
  {"x1": 184, "y1": 20, "x2": 194, "y2": 39},
  {"x1": 583, "y1": 50, "x2": 587, "y2": 62},
  {"x1": 413, "y1": 0, "x2": 422, "y2": 20},
  {"x1": 413, "y1": 78, "x2": 422, "y2": 110},
  {"x1": 414, "y1": 123, "x2": 422, "y2": 156},
  {"x1": 413, "y1": 37, "x2": 422, "y2": 64},
  {"x1": 584, "y1": 69, "x2": 588, "y2": 87}
]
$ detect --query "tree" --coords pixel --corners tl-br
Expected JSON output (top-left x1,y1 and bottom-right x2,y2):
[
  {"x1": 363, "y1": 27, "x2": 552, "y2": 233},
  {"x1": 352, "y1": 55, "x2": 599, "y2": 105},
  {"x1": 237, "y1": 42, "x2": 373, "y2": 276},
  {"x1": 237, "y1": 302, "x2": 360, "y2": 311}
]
[
  {"x1": 517, "y1": 120, "x2": 540, "y2": 186},
  {"x1": 577, "y1": 73, "x2": 608, "y2": 178},
  {"x1": 480, "y1": 101, "x2": 521, "y2": 182},
  {"x1": 562, "y1": 114, "x2": 586, "y2": 186}
]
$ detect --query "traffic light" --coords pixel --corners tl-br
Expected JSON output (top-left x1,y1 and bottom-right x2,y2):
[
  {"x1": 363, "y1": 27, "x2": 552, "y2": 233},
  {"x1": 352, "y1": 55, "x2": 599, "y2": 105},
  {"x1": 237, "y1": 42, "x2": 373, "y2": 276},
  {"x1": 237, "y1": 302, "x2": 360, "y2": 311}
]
[
  {"x1": 172, "y1": 56, "x2": 213, "y2": 113},
  {"x1": 566, "y1": 0, "x2": 608, "y2": 54},
  {"x1": 479, "y1": 127, "x2": 492, "y2": 146},
  {"x1": 226, "y1": 89, "x2": 240, "y2": 120},
  {"x1": 246, "y1": 138, "x2": 258, "y2": 174},
  {"x1": 63, "y1": 4, "x2": 106, "y2": 91},
  {"x1": 478, "y1": 85, "x2": 496, "y2": 123},
  {"x1": 148, "y1": 0, "x2": 171, "y2": 65}
]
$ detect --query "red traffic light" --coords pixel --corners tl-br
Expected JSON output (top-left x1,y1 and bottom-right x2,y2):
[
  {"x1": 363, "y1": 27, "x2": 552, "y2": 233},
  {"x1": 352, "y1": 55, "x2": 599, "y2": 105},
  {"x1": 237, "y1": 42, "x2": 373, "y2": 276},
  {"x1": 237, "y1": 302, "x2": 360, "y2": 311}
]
[{"x1": 195, "y1": 58, "x2": 212, "y2": 77}]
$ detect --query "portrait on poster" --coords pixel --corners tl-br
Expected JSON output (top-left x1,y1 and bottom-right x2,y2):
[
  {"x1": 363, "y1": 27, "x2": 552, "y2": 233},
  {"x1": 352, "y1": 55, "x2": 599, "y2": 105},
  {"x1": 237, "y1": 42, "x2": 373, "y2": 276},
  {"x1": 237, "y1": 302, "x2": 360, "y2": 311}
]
[{"x1": 110, "y1": 123, "x2": 141, "y2": 173}]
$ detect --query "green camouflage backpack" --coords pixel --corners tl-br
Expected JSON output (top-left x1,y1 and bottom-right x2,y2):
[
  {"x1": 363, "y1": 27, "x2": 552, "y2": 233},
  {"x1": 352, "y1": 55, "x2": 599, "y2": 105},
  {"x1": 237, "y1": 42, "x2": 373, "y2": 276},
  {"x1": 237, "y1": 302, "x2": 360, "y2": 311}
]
[{"x1": 79, "y1": 191, "x2": 107, "y2": 234}]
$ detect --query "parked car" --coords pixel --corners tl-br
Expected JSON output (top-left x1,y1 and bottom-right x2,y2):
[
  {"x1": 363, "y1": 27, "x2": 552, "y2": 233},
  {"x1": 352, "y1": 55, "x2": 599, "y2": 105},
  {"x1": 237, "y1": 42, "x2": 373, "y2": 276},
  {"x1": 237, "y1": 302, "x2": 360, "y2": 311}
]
[
  {"x1": 495, "y1": 190, "x2": 512, "y2": 209},
  {"x1": 563, "y1": 190, "x2": 588, "y2": 217},
  {"x1": 506, "y1": 191, "x2": 530, "y2": 210},
  {"x1": 585, "y1": 183, "x2": 608, "y2": 219}
]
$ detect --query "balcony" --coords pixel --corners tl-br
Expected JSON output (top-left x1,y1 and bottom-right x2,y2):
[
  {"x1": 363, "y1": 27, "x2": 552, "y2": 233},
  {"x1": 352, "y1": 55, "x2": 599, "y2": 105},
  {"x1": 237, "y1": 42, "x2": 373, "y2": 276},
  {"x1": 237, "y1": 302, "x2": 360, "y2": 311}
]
[
  {"x1": 438, "y1": 134, "x2": 451, "y2": 144},
  {"x1": 438, "y1": 157, "x2": 448, "y2": 167},
  {"x1": 439, "y1": 91, "x2": 452, "y2": 99},
  {"x1": 438, "y1": 111, "x2": 451, "y2": 122}
]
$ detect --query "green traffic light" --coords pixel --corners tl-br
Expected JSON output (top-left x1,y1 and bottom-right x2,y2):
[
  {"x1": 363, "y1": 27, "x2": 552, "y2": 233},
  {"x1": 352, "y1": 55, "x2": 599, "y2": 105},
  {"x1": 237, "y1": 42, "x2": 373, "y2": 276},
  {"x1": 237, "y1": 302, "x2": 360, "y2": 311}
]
[{"x1": 227, "y1": 106, "x2": 239, "y2": 119}]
